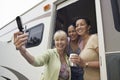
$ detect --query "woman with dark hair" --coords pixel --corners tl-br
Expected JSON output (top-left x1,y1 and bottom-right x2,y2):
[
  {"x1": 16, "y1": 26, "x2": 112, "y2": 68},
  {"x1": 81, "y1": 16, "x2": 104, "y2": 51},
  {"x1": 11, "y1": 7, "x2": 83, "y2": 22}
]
[
  {"x1": 67, "y1": 24, "x2": 83, "y2": 80},
  {"x1": 70, "y1": 18, "x2": 100, "y2": 80}
]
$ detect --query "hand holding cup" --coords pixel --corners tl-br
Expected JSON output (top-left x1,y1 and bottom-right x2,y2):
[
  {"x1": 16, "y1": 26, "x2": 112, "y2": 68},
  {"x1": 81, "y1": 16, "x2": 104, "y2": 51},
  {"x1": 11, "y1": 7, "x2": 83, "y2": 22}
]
[{"x1": 69, "y1": 53, "x2": 79, "y2": 66}]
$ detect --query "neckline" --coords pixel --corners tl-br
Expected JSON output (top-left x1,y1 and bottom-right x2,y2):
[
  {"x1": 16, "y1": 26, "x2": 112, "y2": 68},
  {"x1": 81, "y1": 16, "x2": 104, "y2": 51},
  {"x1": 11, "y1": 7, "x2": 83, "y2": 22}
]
[{"x1": 79, "y1": 35, "x2": 91, "y2": 50}]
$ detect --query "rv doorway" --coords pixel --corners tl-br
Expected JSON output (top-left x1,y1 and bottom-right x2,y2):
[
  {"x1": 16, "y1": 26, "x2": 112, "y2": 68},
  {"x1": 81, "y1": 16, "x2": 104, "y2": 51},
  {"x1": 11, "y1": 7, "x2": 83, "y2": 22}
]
[{"x1": 55, "y1": 0, "x2": 97, "y2": 34}]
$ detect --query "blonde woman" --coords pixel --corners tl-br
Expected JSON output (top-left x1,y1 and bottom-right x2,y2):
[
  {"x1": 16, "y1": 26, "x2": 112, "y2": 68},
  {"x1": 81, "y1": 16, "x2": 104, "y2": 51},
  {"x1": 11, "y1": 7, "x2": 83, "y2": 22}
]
[{"x1": 14, "y1": 30, "x2": 71, "y2": 80}]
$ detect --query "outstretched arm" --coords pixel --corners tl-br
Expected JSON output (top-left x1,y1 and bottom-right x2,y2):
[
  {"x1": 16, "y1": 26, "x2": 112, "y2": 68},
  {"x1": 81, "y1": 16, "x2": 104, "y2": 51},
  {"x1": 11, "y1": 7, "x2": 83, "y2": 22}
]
[{"x1": 14, "y1": 32, "x2": 35, "y2": 64}]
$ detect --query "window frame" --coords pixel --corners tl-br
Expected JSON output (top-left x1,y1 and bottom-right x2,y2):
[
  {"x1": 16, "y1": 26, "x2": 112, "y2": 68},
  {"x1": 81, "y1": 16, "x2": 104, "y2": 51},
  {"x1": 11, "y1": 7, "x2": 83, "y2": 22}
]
[{"x1": 25, "y1": 23, "x2": 44, "y2": 48}]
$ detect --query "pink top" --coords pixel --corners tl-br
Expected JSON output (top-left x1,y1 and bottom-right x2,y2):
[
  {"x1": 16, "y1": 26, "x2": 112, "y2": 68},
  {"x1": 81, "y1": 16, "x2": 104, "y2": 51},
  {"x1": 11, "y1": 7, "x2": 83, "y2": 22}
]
[{"x1": 59, "y1": 63, "x2": 69, "y2": 80}]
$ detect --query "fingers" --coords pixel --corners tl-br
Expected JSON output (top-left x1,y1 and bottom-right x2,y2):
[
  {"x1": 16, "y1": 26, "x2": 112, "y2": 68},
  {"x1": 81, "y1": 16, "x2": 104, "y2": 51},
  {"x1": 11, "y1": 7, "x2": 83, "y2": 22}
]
[
  {"x1": 14, "y1": 32, "x2": 28, "y2": 49},
  {"x1": 14, "y1": 32, "x2": 23, "y2": 42},
  {"x1": 15, "y1": 37, "x2": 28, "y2": 49},
  {"x1": 69, "y1": 55, "x2": 80, "y2": 63}
]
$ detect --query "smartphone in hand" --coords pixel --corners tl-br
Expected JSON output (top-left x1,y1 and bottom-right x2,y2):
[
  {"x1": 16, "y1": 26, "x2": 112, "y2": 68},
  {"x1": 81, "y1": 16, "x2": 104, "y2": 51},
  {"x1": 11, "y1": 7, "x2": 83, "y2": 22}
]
[{"x1": 16, "y1": 16, "x2": 28, "y2": 49}]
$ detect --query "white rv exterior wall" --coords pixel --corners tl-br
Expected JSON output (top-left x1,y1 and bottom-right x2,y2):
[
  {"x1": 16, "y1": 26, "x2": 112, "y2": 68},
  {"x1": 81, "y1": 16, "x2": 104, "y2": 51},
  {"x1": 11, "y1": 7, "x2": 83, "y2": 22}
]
[{"x1": 0, "y1": 0, "x2": 58, "y2": 80}]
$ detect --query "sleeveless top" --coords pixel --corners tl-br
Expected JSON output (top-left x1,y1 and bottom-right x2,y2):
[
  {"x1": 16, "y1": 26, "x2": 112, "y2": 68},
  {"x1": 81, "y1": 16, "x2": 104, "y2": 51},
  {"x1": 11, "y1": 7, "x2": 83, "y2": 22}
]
[
  {"x1": 79, "y1": 34, "x2": 100, "y2": 80},
  {"x1": 67, "y1": 38, "x2": 83, "y2": 74}
]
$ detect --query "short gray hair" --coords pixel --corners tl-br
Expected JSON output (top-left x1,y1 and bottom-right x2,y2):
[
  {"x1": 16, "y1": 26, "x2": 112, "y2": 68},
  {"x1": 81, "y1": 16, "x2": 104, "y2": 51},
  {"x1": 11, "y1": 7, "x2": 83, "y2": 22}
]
[{"x1": 54, "y1": 30, "x2": 67, "y2": 40}]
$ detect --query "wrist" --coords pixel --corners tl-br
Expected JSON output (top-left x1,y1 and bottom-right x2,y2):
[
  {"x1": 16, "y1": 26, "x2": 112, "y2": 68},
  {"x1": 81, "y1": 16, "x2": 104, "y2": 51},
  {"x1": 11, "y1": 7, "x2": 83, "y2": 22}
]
[{"x1": 19, "y1": 47, "x2": 27, "y2": 53}]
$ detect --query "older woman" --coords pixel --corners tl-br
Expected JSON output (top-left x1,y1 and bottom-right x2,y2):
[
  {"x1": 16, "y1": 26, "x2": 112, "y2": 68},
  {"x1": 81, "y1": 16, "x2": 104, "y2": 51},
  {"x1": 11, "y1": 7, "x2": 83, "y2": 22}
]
[{"x1": 14, "y1": 30, "x2": 71, "y2": 80}]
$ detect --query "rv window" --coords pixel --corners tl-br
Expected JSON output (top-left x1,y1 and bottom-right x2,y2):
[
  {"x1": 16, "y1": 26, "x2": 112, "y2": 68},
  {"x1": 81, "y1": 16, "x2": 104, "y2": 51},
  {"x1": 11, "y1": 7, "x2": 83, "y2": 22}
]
[
  {"x1": 25, "y1": 23, "x2": 44, "y2": 48},
  {"x1": 111, "y1": 0, "x2": 120, "y2": 32}
]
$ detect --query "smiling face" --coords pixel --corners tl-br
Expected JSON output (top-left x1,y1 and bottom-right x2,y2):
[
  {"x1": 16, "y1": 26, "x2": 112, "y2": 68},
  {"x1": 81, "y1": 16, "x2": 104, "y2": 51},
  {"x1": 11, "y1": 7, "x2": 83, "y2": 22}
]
[
  {"x1": 75, "y1": 19, "x2": 90, "y2": 36},
  {"x1": 54, "y1": 30, "x2": 67, "y2": 52},
  {"x1": 68, "y1": 25, "x2": 78, "y2": 41}
]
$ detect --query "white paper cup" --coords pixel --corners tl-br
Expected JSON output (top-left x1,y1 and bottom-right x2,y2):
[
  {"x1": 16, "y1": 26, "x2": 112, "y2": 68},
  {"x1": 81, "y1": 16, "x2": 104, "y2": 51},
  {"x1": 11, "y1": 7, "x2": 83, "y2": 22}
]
[{"x1": 69, "y1": 53, "x2": 78, "y2": 66}]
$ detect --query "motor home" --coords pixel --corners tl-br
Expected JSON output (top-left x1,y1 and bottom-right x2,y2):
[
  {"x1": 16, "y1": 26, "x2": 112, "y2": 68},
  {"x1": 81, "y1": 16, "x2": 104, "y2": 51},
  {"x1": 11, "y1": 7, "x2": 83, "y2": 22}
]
[{"x1": 0, "y1": 0, "x2": 120, "y2": 80}]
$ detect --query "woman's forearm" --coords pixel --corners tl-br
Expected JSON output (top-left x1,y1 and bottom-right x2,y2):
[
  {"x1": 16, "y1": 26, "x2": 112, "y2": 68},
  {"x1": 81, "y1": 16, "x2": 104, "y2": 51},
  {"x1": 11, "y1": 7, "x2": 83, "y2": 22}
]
[{"x1": 19, "y1": 48, "x2": 35, "y2": 65}]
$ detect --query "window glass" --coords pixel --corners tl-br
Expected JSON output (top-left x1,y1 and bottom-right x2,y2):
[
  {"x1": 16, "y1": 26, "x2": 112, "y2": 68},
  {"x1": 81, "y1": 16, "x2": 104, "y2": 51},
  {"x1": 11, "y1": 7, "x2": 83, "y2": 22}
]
[
  {"x1": 25, "y1": 23, "x2": 44, "y2": 48},
  {"x1": 111, "y1": 0, "x2": 120, "y2": 32},
  {"x1": 118, "y1": 0, "x2": 120, "y2": 14}
]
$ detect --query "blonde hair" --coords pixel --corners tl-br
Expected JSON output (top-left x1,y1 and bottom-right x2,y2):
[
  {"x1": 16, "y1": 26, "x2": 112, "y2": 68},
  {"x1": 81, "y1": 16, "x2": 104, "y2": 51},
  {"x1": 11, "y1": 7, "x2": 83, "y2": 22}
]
[{"x1": 54, "y1": 30, "x2": 67, "y2": 40}]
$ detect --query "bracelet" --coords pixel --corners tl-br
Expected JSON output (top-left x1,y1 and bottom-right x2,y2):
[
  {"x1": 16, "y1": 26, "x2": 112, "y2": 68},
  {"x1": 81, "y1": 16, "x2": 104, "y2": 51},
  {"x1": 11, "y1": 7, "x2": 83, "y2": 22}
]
[{"x1": 85, "y1": 62, "x2": 89, "y2": 68}]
